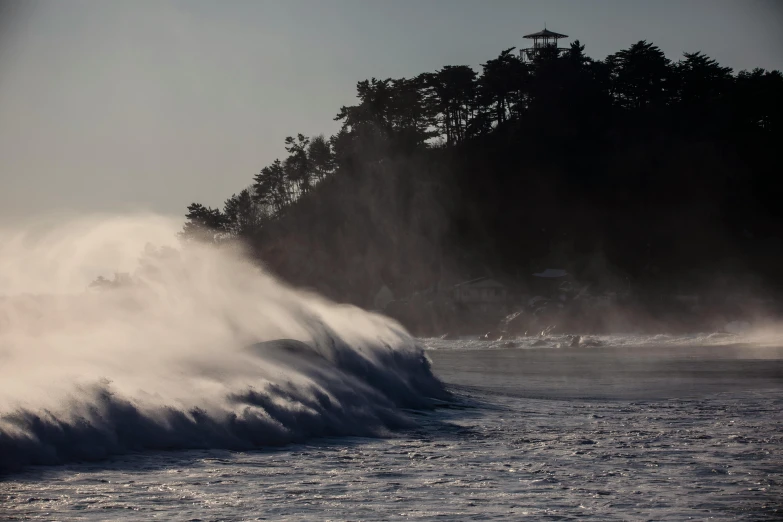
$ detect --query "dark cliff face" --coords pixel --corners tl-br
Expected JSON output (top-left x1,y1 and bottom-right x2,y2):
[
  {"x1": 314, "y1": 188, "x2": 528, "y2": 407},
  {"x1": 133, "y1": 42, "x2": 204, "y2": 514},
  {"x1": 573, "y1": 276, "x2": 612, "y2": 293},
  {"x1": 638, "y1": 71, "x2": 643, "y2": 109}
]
[
  {"x1": 253, "y1": 154, "x2": 459, "y2": 309},
  {"x1": 254, "y1": 124, "x2": 781, "y2": 311},
  {"x1": 182, "y1": 43, "x2": 783, "y2": 331}
]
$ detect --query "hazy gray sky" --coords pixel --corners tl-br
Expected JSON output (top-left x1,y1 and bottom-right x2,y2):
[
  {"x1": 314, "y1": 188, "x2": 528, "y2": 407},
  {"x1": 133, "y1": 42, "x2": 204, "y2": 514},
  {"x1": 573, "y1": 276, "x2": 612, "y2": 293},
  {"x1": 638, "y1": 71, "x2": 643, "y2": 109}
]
[{"x1": 1, "y1": 0, "x2": 781, "y2": 221}]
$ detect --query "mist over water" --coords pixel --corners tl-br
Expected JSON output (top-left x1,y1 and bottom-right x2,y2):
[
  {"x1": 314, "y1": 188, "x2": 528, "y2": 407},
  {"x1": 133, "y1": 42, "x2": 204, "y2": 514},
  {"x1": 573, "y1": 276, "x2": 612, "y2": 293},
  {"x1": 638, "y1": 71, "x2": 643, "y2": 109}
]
[
  {"x1": 1, "y1": 216, "x2": 781, "y2": 520},
  {"x1": 0, "y1": 215, "x2": 445, "y2": 473}
]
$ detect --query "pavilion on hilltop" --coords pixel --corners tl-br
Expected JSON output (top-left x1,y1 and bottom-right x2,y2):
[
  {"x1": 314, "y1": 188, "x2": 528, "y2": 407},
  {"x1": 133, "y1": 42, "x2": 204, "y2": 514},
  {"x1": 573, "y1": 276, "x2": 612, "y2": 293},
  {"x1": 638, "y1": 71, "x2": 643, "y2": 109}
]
[{"x1": 520, "y1": 28, "x2": 569, "y2": 62}]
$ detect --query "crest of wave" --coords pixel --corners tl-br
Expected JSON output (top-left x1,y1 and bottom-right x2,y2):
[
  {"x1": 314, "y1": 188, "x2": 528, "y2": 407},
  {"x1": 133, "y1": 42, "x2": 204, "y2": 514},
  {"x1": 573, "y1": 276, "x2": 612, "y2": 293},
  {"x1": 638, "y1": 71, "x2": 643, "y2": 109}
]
[{"x1": 0, "y1": 214, "x2": 445, "y2": 473}]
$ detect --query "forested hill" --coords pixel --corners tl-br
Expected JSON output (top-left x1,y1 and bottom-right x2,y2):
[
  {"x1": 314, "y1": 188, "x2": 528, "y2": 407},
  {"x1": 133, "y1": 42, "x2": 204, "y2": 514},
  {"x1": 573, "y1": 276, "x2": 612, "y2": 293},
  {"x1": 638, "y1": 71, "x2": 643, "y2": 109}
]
[{"x1": 182, "y1": 40, "x2": 783, "y2": 308}]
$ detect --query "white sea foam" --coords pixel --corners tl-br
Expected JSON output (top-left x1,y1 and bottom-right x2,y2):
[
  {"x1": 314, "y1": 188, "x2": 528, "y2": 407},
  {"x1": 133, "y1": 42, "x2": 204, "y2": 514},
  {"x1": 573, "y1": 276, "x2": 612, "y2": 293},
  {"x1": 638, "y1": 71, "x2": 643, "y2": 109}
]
[
  {"x1": 422, "y1": 330, "x2": 783, "y2": 352},
  {"x1": 0, "y1": 215, "x2": 445, "y2": 473}
]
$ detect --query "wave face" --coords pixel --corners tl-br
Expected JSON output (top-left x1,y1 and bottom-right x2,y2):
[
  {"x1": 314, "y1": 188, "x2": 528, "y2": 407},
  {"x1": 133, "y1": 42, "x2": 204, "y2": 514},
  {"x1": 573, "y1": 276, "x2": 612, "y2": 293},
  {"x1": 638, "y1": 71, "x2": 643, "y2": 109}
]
[{"x1": 0, "y1": 215, "x2": 446, "y2": 473}]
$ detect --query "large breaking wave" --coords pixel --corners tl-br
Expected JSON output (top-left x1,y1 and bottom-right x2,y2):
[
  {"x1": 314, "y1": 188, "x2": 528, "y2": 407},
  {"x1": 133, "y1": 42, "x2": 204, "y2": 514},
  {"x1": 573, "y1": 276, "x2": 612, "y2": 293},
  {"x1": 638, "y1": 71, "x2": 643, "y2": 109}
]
[{"x1": 0, "y1": 215, "x2": 446, "y2": 474}]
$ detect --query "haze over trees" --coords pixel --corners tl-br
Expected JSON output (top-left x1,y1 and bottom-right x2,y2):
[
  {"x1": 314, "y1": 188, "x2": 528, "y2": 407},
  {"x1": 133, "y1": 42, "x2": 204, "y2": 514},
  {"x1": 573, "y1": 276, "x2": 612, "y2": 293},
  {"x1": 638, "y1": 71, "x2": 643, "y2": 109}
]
[{"x1": 182, "y1": 39, "x2": 783, "y2": 310}]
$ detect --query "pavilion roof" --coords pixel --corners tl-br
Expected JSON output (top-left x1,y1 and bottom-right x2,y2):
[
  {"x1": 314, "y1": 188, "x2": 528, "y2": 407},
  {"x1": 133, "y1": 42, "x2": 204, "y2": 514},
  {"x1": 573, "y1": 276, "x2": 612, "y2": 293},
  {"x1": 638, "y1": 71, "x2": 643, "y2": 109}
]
[{"x1": 523, "y1": 29, "x2": 568, "y2": 39}]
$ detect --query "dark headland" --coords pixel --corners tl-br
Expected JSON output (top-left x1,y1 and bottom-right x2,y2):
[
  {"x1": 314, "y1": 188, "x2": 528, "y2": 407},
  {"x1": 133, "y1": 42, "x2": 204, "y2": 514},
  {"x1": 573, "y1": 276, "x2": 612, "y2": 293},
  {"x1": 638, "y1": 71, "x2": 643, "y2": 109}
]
[{"x1": 174, "y1": 34, "x2": 783, "y2": 337}]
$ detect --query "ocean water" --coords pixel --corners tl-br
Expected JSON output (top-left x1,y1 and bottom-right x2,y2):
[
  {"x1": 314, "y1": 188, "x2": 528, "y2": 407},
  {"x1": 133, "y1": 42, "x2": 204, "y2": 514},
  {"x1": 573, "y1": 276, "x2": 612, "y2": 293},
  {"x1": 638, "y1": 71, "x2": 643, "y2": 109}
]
[
  {"x1": 1, "y1": 217, "x2": 781, "y2": 520},
  {"x1": 2, "y1": 337, "x2": 782, "y2": 521}
]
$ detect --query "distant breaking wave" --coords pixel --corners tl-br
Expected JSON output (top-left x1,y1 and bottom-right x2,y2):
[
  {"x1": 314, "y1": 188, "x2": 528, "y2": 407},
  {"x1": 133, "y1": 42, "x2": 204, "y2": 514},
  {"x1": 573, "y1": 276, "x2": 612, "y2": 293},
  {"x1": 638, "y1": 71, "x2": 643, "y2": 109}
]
[{"x1": 0, "y1": 215, "x2": 446, "y2": 474}]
